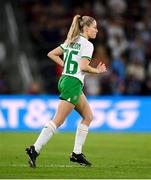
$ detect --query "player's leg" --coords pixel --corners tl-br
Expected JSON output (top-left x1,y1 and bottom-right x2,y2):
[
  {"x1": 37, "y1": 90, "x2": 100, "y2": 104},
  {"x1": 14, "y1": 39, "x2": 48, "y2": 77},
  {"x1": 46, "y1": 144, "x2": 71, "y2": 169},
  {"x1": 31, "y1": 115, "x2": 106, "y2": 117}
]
[
  {"x1": 75, "y1": 93, "x2": 93, "y2": 126},
  {"x1": 34, "y1": 99, "x2": 74, "y2": 152},
  {"x1": 26, "y1": 99, "x2": 75, "y2": 167},
  {"x1": 70, "y1": 93, "x2": 93, "y2": 166},
  {"x1": 73, "y1": 92, "x2": 93, "y2": 154}
]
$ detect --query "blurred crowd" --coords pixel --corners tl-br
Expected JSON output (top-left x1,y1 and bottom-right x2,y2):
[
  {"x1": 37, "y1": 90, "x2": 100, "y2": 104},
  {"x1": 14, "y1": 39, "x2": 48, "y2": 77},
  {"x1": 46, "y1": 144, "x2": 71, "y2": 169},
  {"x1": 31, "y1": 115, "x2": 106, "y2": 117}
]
[{"x1": 21, "y1": 0, "x2": 151, "y2": 96}]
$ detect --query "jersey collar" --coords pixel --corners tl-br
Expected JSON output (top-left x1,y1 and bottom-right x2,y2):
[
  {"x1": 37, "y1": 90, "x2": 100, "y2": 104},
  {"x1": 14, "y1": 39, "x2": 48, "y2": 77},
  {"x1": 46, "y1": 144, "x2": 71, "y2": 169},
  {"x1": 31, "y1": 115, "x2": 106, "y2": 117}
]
[{"x1": 79, "y1": 34, "x2": 88, "y2": 40}]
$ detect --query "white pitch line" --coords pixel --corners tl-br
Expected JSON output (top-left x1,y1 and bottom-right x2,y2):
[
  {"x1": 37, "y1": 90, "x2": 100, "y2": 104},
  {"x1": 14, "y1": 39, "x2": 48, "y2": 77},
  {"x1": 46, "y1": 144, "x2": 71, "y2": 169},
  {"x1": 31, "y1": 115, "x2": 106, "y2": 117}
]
[
  {"x1": 0, "y1": 164, "x2": 95, "y2": 168},
  {"x1": 0, "y1": 164, "x2": 149, "y2": 169}
]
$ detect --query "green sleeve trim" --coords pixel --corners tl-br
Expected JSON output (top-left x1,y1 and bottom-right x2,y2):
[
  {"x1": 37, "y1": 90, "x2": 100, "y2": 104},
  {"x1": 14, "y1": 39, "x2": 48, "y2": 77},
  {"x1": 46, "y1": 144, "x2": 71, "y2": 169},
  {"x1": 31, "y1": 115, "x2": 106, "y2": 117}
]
[
  {"x1": 60, "y1": 45, "x2": 64, "y2": 50},
  {"x1": 81, "y1": 56, "x2": 92, "y2": 60}
]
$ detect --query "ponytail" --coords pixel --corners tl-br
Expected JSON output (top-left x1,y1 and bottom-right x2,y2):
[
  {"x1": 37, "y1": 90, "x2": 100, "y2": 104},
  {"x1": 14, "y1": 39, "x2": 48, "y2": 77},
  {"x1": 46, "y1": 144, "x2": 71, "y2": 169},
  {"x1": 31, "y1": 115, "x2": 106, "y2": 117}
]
[
  {"x1": 64, "y1": 15, "x2": 81, "y2": 45},
  {"x1": 64, "y1": 15, "x2": 95, "y2": 45}
]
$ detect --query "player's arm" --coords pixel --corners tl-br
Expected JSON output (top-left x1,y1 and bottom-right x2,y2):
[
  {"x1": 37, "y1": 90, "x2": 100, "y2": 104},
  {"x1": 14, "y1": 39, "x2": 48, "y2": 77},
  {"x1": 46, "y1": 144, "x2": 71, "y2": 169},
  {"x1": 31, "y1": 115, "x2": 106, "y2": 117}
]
[
  {"x1": 47, "y1": 47, "x2": 64, "y2": 67},
  {"x1": 80, "y1": 58, "x2": 107, "y2": 74}
]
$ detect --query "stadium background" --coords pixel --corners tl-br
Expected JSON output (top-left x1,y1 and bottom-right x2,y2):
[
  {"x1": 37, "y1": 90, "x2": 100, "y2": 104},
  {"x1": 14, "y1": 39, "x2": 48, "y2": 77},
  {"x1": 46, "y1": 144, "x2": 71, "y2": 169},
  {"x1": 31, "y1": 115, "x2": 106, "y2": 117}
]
[{"x1": 0, "y1": 0, "x2": 151, "y2": 179}]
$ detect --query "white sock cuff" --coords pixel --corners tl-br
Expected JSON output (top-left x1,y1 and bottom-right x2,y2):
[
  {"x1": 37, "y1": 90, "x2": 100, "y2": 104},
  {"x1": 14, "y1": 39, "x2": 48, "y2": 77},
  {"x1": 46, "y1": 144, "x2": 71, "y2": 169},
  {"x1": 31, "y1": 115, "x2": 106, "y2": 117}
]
[
  {"x1": 78, "y1": 123, "x2": 89, "y2": 132},
  {"x1": 45, "y1": 121, "x2": 56, "y2": 133}
]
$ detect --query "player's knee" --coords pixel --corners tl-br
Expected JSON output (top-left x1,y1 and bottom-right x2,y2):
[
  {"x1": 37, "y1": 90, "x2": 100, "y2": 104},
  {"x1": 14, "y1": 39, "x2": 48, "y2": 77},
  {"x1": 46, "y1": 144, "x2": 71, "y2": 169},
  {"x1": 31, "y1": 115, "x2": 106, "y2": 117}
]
[{"x1": 86, "y1": 112, "x2": 93, "y2": 122}]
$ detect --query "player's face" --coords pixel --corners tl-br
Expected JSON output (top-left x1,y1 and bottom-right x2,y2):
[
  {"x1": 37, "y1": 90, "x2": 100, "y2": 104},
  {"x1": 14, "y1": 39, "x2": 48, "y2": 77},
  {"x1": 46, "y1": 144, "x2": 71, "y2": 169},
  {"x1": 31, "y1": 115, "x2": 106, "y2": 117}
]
[{"x1": 87, "y1": 20, "x2": 98, "y2": 39}]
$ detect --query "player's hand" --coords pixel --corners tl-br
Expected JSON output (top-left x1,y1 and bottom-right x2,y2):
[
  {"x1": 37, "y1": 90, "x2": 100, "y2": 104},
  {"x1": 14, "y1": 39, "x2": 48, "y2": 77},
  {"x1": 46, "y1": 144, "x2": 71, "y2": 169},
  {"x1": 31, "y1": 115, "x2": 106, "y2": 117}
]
[{"x1": 96, "y1": 62, "x2": 107, "y2": 73}]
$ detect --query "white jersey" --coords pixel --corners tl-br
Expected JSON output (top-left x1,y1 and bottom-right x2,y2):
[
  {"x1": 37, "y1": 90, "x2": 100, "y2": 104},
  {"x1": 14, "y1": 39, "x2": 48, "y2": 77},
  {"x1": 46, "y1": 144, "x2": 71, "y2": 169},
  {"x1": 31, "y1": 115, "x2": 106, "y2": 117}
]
[{"x1": 60, "y1": 35, "x2": 94, "y2": 84}]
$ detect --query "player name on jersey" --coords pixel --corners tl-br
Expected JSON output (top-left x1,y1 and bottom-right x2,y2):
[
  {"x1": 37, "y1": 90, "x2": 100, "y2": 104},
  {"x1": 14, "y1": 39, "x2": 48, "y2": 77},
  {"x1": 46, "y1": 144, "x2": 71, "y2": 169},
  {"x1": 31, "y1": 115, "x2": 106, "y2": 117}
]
[{"x1": 68, "y1": 42, "x2": 81, "y2": 50}]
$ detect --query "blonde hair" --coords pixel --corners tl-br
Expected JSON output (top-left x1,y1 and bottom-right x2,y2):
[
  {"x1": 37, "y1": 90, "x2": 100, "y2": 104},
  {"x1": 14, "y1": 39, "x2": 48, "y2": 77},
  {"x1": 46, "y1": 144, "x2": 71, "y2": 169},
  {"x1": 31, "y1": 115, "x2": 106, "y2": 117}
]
[{"x1": 64, "y1": 15, "x2": 95, "y2": 45}]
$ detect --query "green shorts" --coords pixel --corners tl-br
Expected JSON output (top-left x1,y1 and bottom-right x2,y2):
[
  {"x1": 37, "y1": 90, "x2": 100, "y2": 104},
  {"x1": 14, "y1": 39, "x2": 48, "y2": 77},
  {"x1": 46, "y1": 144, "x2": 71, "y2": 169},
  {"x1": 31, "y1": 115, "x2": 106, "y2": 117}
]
[{"x1": 58, "y1": 75, "x2": 83, "y2": 105}]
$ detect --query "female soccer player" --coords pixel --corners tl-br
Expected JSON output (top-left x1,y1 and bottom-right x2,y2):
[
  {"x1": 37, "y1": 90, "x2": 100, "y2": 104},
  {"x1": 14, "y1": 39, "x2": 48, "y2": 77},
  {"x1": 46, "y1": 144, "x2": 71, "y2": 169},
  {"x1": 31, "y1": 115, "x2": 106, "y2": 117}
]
[{"x1": 26, "y1": 15, "x2": 107, "y2": 167}]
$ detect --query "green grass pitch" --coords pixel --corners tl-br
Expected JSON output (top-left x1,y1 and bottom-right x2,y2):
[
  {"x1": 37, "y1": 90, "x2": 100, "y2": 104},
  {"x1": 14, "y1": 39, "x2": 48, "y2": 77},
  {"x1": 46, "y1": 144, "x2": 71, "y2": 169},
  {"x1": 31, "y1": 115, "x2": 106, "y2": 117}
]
[{"x1": 0, "y1": 132, "x2": 151, "y2": 179}]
